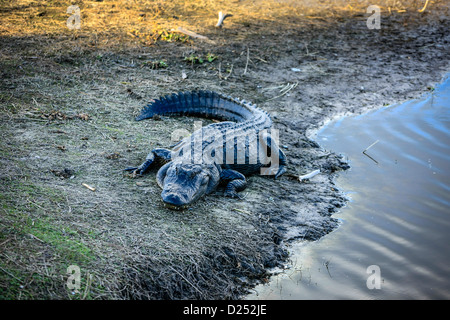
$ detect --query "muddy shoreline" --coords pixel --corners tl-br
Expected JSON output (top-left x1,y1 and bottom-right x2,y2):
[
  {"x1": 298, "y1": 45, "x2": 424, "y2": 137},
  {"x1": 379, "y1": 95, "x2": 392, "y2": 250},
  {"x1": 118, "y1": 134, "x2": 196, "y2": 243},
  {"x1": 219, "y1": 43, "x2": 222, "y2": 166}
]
[{"x1": 1, "y1": 1, "x2": 449, "y2": 299}]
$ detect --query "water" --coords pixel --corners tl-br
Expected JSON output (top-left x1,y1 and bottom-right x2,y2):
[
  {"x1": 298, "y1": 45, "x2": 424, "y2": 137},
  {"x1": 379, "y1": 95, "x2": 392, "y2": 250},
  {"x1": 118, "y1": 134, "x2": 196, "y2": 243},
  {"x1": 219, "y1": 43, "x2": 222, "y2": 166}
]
[{"x1": 248, "y1": 76, "x2": 450, "y2": 299}]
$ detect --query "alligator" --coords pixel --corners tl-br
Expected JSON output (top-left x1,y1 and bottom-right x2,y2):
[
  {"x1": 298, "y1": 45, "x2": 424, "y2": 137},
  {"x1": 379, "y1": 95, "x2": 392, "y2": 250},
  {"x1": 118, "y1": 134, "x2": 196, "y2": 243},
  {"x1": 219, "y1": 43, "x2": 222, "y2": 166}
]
[{"x1": 125, "y1": 90, "x2": 287, "y2": 209}]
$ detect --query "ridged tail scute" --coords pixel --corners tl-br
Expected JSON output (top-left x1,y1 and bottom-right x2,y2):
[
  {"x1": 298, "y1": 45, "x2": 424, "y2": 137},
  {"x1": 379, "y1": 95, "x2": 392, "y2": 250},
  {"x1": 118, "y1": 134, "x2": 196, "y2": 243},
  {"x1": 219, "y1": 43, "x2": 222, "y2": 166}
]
[{"x1": 135, "y1": 90, "x2": 266, "y2": 123}]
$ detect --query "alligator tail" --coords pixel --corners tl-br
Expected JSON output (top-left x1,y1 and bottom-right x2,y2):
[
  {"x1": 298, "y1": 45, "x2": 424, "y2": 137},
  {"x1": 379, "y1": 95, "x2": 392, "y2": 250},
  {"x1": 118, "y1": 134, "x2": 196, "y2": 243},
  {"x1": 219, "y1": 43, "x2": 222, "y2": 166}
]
[{"x1": 135, "y1": 90, "x2": 267, "y2": 123}]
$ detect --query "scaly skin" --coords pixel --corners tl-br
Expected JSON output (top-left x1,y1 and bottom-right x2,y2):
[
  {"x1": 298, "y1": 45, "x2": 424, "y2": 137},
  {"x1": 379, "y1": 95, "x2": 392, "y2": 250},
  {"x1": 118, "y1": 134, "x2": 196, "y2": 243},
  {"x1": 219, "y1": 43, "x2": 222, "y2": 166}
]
[{"x1": 125, "y1": 90, "x2": 287, "y2": 209}]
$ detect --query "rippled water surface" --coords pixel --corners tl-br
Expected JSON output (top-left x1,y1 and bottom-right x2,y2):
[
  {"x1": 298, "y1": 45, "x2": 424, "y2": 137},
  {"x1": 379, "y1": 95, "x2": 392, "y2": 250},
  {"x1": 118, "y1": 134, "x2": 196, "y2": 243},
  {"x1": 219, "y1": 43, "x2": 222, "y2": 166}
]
[{"x1": 249, "y1": 76, "x2": 450, "y2": 299}]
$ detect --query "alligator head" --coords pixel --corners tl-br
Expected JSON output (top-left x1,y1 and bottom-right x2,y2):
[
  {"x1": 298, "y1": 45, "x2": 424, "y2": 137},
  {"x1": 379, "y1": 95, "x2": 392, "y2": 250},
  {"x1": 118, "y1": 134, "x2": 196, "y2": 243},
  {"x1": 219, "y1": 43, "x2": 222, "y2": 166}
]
[{"x1": 156, "y1": 161, "x2": 221, "y2": 209}]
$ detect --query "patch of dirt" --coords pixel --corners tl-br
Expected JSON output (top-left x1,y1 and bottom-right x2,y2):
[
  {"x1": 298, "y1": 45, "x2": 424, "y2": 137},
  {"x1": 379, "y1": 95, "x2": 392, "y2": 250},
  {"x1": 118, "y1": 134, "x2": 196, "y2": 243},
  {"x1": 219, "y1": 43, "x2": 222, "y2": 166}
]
[{"x1": 0, "y1": 0, "x2": 449, "y2": 299}]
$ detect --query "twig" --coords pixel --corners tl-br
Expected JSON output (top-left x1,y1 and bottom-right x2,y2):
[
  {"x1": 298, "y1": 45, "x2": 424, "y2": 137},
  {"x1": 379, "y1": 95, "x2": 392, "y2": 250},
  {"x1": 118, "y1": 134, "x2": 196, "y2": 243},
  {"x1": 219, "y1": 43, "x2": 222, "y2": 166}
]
[
  {"x1": 226, "y1": 64, "x2": 233, "y2": 79},
  {"x1": 418, "y1": 0, "x2": 429, "y2": 12},
  {"x1": 32, "y1": 97, "x2": 40, "y2": 107},
  {"x1": 299, "y1": 169, "x2": 321, "y2": 182},
  {"x1": 279, "y1": 83, "x2": 296, "y2": 95},
  {"x1": 172, "y1": 27, "x2": 208, "y2": 40},
  {"x1": 232, "y1": 208, "x2": 251, "y2": 215},
  {"x1": 218, "y1": 63, "x2": 233, "y2": 80},
  {"x1": 255, "y1": 56, "x2": 268, "y2": 63},
  {"x1": 27, "y1": 198, "x2": 46, "y2": 210},
  {"x1": 28, "y1": 233, "x2": 45, "y2": 243},
  {"x1": 82, "y1": 183, "x2": 96, "y2": 192},
  {"x1": 170, "y1": 267, "x2": 204, "y2": 297},
  {"x1": 265, "y1": 82, "x2": 298, "y2": 102},
  {"x1": 216, "y1": 11, "x2": 233, "y2": 28},
  {"x1": 363, "y1": 140, "x2": 379, "y2": 153},
  {"x1": 243, "y1": 47, "x2": 250, "y2": 75},
  {"x1": 363, "y1": 140, "x2": 379, "y2": 164},
  {"x1": 284, "y1": 173, "x2": 301, "y2": 180}
]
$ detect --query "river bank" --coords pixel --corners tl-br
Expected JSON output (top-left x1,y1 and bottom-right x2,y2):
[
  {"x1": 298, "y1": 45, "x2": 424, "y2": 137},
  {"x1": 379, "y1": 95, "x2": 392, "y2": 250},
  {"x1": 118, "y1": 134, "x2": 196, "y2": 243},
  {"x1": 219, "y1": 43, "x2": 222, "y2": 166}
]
[{"x1": 0, "y1": 0, "x2": 449, "y2": 299}]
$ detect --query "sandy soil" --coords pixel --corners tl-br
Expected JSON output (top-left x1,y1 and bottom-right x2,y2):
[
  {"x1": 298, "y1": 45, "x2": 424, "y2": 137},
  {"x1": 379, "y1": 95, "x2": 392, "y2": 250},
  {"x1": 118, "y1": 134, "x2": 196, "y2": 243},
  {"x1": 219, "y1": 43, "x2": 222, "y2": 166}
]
[{"x1": 0, "y1": 0, "x2": 449, "y2": 299}]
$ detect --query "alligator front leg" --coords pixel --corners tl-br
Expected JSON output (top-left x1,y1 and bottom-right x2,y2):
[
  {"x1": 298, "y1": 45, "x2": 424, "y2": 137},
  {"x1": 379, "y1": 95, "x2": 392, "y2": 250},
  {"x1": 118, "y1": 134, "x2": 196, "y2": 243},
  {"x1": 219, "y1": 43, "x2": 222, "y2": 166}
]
[
  {"x1": 124, "y1": 148, "x2": 172, "y2": 175},
  {"x1": 221, "y1": 169, "x2": 247, "y2": 199}
]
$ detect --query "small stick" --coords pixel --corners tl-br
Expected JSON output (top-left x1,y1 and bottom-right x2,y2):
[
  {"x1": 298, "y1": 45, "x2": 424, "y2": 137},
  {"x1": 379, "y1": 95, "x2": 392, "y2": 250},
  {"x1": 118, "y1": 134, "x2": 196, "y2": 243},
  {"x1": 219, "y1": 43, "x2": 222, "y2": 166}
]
[
  {"x1": 418, "y1": 0, "x2": 429, "y2": 12},
  {"x1": 172, "y1": 27, "x2": 208, "y2": 40},
  {"x1": 32, "y1": 97, "x2": 40, "y2": 107},
  {"x1": 219, "y1": 63, "x2": 233, "y2": 80},
  {"x1": 232, "y1": 208, "x2": 251, "y2": 215},
  {"x1": 299, "y1": 169, "x2": 321, "y2": 182},
  {"x1": 226, "y1": 64, "x2": 233, "y2": 79},
  {"x1": 170, "y1": 266, "x2": 204, "y2": 296},
  {"x1": 28, "y1": 233, "x2": 45, "y2": 243},
  {"x1": 216, "y1": 11, "x2": 233, "y2": 28},
  {"x1": 255, "y1": 56, "x2": 268, "y2": 63},
  {"x1": 265, "y1": 82, "x2": 298, "y2": 102},
  {"x1": 82, "y1": 183, "x2": 96, "y2": 192},
  {"x1": 261, "y1": 84, "x2": 287, "y2": 92},
  {"x1": 363, "y1": 140, "x2": 379, "y2": 164},
  {"x1": 363, "y1": 140, "x2": 379, "y2": 153},
  {"x1": 244, "y1": 47, "x2": 250, "y2": 75}
]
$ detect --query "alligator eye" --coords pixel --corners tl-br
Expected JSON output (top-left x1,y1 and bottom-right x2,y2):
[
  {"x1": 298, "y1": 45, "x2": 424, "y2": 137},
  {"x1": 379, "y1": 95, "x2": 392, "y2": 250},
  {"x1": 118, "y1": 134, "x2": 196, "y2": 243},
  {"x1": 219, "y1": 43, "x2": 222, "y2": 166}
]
[
  {"x1": 188, "y1": 171, "x2": 196, "y2": 179},
  {"x1": 201, "y1": 175, "x2": 209, "y2": 185}
]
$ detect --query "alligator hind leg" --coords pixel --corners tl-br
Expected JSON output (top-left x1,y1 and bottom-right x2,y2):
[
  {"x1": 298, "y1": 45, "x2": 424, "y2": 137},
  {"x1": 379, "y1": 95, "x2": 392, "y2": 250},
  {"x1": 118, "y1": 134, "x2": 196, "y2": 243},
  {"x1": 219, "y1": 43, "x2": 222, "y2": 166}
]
[
  {"x1": 221, "y1": 169, "x2": 247, "y2": 199},
  {"x1": 274, "y1": 149, "x2": 287, "y2": 179},
  {"x1": 124, "y1": 148, "x2": 172, "y2": 175},
  {"x1": 260, "y1": 132, "x2": 287, "y2": 179}
]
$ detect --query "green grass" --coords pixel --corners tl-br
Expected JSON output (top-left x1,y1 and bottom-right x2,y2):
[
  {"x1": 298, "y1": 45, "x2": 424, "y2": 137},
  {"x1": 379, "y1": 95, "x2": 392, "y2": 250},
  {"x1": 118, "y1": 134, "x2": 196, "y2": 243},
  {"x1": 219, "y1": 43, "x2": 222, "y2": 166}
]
[
  {"x1": 2, "y1": 180, "x2": 94, "y2": 263},
  {"x1": 24, "y1": 218, "x2": 93, "y2": 263},
  {"x1": 0, "y1": 179, "x2": 96, "y2": 299}
]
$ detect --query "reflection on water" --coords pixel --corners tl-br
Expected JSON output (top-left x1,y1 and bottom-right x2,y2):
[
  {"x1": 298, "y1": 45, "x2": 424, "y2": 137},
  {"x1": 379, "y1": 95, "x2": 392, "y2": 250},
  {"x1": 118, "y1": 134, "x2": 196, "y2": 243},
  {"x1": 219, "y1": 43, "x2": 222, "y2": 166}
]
[{"x1": 248, "y1": 76, "x2": 450, "y2": 299}]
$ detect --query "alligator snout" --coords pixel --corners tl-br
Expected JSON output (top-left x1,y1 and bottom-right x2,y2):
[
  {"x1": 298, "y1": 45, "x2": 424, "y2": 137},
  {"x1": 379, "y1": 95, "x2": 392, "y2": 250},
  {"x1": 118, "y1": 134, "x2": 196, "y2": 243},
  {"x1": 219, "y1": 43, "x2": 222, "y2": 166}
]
[{"x1": 161, "y1": 191, "x2": 189, "y2": 209}]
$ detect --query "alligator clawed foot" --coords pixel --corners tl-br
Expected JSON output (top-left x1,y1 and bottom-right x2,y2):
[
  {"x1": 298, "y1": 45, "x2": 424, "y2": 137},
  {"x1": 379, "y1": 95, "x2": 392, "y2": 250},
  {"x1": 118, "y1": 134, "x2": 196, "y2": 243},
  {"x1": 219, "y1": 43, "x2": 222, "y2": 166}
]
[
  {"x1": 123, "y1": 167, "x2": 143, "y2": 177},
  {"x1": 274, "y1": 165, "x2": 287, "y2": 180},
  {"x1": 224, "y1": 191, "x2": 244, "y2": 200}
]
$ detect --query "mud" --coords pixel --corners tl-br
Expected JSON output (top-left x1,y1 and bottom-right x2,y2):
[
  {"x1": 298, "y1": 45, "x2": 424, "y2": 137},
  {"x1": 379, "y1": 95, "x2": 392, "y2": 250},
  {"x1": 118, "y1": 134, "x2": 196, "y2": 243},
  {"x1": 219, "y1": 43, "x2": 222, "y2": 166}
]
[{"x1": 0, "y1": 0, "x2": 449, "y2": 299}]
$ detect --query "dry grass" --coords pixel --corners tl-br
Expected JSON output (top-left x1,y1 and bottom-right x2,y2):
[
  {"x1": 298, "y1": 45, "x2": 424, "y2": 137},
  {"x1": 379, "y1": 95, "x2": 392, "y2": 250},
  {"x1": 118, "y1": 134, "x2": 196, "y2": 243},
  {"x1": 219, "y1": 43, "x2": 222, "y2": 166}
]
[
  {"x1": 0, "y1": 0, "x2": 293, "y2": 299},
  {"x1": 0, "y1": 0, "x2": 433, "y2": 37},
  {"x1": 0, "y1": 0, "x2": 447, "y2": 300}
]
